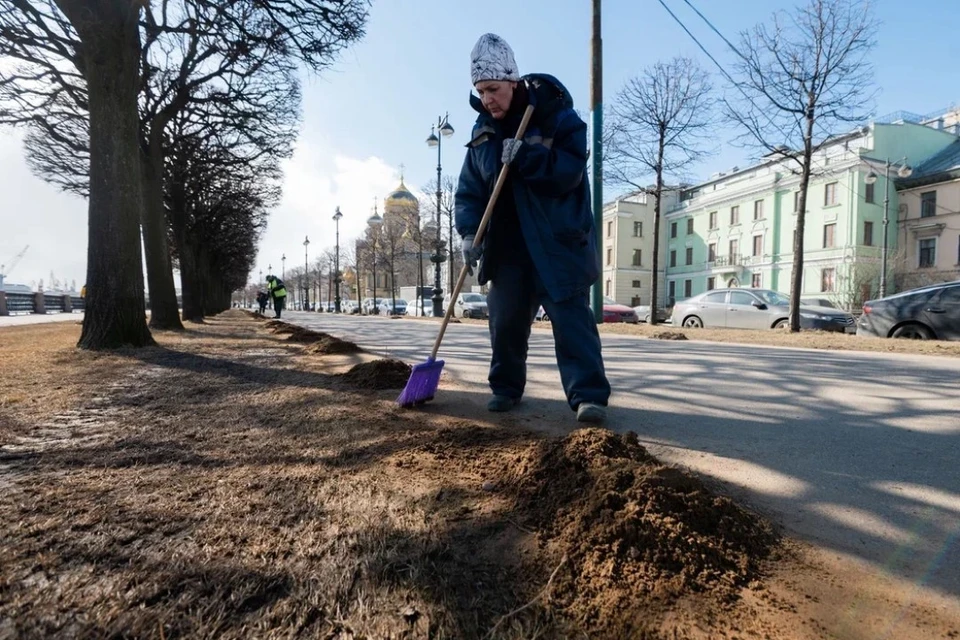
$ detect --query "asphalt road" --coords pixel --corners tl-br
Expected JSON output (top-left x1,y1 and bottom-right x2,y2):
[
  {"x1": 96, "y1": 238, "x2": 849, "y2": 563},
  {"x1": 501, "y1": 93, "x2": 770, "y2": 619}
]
[{"x1": 286, "y1": 311, "x2": 960, "y2": 598}]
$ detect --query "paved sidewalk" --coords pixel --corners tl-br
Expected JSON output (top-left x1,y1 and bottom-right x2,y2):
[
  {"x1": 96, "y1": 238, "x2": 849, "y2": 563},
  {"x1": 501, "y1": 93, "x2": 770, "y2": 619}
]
[{"x1": 0, "y1": 312, "x2": 83, "y2": 328}]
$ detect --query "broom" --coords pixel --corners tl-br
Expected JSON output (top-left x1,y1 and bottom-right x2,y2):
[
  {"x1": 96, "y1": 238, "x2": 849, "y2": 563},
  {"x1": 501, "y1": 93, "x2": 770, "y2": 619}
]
[{"x1": 397, "y1": 103, "x2": 536, "y2": 408}]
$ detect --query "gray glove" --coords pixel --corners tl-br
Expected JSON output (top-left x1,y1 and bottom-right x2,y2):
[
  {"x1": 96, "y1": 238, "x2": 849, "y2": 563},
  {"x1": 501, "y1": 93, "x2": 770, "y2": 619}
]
[
  {"x1": 502, "y1": 138, "x2": 523, "y2": 165},
  {"x1": 462, "y1": 235, "x2": 483, "y2": 276}
]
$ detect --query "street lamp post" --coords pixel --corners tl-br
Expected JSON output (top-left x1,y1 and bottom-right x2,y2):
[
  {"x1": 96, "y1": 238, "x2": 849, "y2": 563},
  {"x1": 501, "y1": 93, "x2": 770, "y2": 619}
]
[
  {"x1": 303, "y1": 236, "x2": 310, "y2": 311},
  {"x1": 427, "y1": 113, "x2": 454, "y2": 317},
  {"x1": 368, "y1": 204, "x2": 384, "y2": 315},
  {"x1": 281, "y1": 254, "x2": 286, "y2": 280},
  {"x1": 333, "y1": 206, "x2": 343, "y2": 313},
  {"x1": 864, "y1": 157, "x2": 912, "y2": 298}
]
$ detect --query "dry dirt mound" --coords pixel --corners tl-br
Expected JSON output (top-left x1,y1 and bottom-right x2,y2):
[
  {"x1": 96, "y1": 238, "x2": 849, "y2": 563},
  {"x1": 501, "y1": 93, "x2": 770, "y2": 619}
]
[
  {"x1": 651, "y1": 330, "x2": 688, "y2": 340},
  {"x1": 341, "y1": 359, "x2": 411, "y2": 390},
  {"x1": 263, "y1": 320, "x2": 289, "y2": 331},
  {"x1": 509, "y1": 428, "x2": 777, "y2": 635},
  {"x1": 306, "y1": 335, "x2": 363, "y2": 355}
]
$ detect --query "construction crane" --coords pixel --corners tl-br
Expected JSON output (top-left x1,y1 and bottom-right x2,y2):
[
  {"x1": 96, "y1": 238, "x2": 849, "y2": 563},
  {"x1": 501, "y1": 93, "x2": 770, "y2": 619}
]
[{"x1": 0, "y1": 245, "x2": 29, "y2": 290}]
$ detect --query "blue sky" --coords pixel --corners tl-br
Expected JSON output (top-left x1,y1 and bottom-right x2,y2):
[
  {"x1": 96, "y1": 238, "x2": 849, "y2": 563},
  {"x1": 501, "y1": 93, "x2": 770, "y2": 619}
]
[{"x1": 1, "y1": 0, "x2": 957, "y2": 288}]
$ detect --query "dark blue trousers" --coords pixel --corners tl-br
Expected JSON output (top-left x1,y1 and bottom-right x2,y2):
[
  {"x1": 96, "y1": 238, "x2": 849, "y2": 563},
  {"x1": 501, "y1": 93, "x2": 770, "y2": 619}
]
[{"x1": 486, "y1": 261, "x2": 610, "y2": 411}]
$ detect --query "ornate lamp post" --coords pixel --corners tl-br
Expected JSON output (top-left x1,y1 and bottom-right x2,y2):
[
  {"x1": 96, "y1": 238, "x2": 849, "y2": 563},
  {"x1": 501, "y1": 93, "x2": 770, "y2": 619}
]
[
  {"x1": 368, "y1": 203, "x2": 383, "y2": 315},
  {"x1": 333, "y1": 206, "x2": 343, "y2": 313},
  {"x1": 303, "y1": 236, "x2": 310, "y2": 311},
  {"x1": 864, "y1": 157, "x2": 913, "y2": 298},
  {"x1": 426, "y1": 113, "x2": 454, "y2": 317}
]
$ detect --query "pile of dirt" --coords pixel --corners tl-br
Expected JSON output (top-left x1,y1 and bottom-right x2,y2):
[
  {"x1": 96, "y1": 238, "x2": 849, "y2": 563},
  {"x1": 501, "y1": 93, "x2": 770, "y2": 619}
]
[
  {"x1": 263, "y1": 320, "x2": 289, "y2": 332},
  {"x1": 509, "y1": 428, "x2": 778, "y2": 635},
  {"x1": 341, "y1": 359, "x2": 411, "y2": 390},
  {"x1": 651, "y1": 330, "x2": 688, "y2": 340},
  {"x1": 306, "y1": 335, "x2": 363, "y2": 355},
  {"x1": 282, "y1": 327, "x2": 329, "y2": 343}
]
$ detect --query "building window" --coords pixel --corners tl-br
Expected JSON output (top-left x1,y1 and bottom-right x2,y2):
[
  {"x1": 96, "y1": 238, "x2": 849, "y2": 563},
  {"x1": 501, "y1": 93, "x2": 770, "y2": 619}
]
[
  {"x1": 631, "y1": 296, "x2": 642, "y2": 307},
  {"x1": 633, "y1": 221, "x2": 643, "y2": 237},
  {"x1": 754, "y1": 199, "x2": 764, "y2": 220},
  {"x1": 605, "y1": 279, "x2": 612, "y2": 296},
  {"x1": 606, "y1": 247, "x2": 612, "y2": 266},
  {"x1": 684, "y1": 279, "x2": 692, "y2": 298},
  {"x1": 921, "y1": 191, "x2": 937, "y2": 218},
  {"x1": 632, "y1": 280, "x2": 642, "y2": 288},
  {"x1": 752, "y1": 273, "x2": 762, "y2": 288},
  {"x1": 729, "y1": 239, "x2": 739, "y2": 260},
  {"x1": 685, "y1": 247, "x2": 693, "y2": 265},
  {"x1": 708, "y1": 243, "x2": 717, "y2": 262},
  {"x1": 730, "y1": 205, "x2": 740, "y2": 225},
  {"x1": 607, "y1": 220, "x2": 613, "y2": 237},
  {"x1": 752, "y1": 234, "x2": 763, "y2": 257},
  {"x1": 707, "y1": 276, "x2": 716, "y2": 290},
  {"x1": 824, "y1": 182, "x2": 838, "y2": 206},
  {"x1": 823, "y1": 223, "x2": 836, "y2": 248},
  {"x1": 669, "y1": 250, "x2": 677, "y2": 268},
  {"x1": 670, "y1": 221, "x2": 678, "y2": 238},
  {"x1": 668, "y1": 280, "x2": 676, "y2": 304},
  {"x1": 709, "y1": 211, "x2": 717, "y2": 229},
  {"x1": 632, "y1": 249, "x2": 642, "y2": 266},
  {"x1": 863, "y1": 221, "x2": 874, "y2": 246},
  {"x1": 864, "y1": 181, "x2": 875, "y2": 204},
  {"x1": 919, "y1": 238, "x2": 936, "y2": 268},
  {"x1": 687, "y1": 218, "x2": 694, "y2": 235},
  {"x1": 794, "y1": 191, "x2": 801, "y2": 212},
  {"x1": 821, "y1": 268, "x2": 835, "y2": 292}
]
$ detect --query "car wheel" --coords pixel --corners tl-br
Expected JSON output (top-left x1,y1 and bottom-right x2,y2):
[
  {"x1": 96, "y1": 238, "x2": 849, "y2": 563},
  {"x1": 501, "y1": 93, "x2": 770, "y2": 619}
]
[
  {"x1": 891, "y1": 323, "x2": 933, "y2": 340},
  {"x1": 541, "y1": 313, "x2": 550, "y2": 322},
  {"x1": 773, "y1": 319, "x2": 788, "y2": 329},
  {"x1": 682, "y1": 316, "x2": 703, "y2": 328}
]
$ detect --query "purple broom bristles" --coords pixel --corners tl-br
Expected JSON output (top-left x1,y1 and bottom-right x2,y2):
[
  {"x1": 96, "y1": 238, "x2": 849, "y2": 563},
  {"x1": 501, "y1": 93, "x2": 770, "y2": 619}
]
[{"x1": 396, "y1": 357, "x2": 445, "y2": 407}]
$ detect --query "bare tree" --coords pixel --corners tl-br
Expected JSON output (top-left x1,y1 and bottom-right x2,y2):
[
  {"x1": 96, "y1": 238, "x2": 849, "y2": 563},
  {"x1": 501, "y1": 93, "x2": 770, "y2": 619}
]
[
  {"x1": 607, "y1": 57, "x2": 715, "y2": 324},
  {"x1": 725, "y1": 0, "x2": 877, "y2": 331}
]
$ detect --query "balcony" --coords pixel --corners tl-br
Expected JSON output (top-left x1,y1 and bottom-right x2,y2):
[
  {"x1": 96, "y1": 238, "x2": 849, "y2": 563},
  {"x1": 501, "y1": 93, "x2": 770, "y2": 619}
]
[{"x1": 707, "y1": 254, "x2": 746, "y2": 274}]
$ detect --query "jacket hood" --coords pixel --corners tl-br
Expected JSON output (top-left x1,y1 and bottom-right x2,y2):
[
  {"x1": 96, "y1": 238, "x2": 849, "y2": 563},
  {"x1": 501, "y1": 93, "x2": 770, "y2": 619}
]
[{"x1": 469, "y1": 73, "x2": 574, "y2": 118}]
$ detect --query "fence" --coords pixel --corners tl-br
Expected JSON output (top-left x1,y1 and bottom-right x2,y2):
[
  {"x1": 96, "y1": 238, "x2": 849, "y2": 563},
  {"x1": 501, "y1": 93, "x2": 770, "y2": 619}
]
[{"x1": 0, "y1": 292, "x2": 82, "y2": 316}]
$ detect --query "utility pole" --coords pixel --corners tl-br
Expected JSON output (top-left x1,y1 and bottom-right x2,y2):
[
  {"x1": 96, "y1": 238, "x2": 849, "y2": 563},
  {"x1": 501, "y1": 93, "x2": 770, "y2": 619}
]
[{"x1": 590, "y1": 0, "x2": 603, "y2": 322}]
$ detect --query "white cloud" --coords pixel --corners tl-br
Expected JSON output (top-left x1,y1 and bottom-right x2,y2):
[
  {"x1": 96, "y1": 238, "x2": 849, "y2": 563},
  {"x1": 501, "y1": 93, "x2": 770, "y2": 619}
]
[{"x1": 254, "y1": 139, "x2": 400, "y2": 282}]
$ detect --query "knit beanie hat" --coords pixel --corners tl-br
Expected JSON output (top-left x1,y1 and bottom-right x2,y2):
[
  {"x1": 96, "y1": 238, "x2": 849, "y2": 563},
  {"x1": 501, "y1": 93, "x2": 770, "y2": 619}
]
[{"x1": 470, "y1": 33, "x2": 520, "y2": 85}]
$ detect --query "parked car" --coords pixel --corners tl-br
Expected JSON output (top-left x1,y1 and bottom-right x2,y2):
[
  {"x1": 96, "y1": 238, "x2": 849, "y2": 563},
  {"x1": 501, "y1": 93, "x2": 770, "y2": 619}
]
[
  {"x1": 378, "y1": 298, "x2": 408, "y2": 315},
  {"x1": 671, "y1": 288, "x2": 855, "y2": 332},
  {"x1": 409, "y1": 299, "x2": 433, "y2": 317},
  {"x1": 454, "y1": 293, "x2": 488, "y2": 319},
  {"x1": 602, "y1": 297, "x2": 639, "y2": 324},
  {"x1": 361, "y1": 297, "x2": 386, "y2": 314},
  {"x1": 857, "y1": 280, "x2": 960, "y2": 340},
  {"x1": 537, "y1": 299, "x2": 639, "y2": 323},
  {"x1": 632, "y1": 305, "x2": 670, "y2": 323}
]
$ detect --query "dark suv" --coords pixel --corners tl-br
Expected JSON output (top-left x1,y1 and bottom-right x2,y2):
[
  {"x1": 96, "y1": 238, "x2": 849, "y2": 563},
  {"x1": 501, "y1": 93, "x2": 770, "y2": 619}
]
[{"x1": 857, "y1": 281, "x2": 960, "y2": 340}]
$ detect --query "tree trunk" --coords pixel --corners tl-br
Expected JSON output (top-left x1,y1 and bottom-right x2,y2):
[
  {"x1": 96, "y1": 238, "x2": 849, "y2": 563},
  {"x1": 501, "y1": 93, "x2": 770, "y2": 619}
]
[
  {"x1": 177, "y1": 237, "x2": 205, "y2": 322},
  {"x1": 789, "y1": 111, "x2": 817, "y2": 333},
  {"x1": 141, "y1": 143, "x2": 184, "y2": 330},
  {"x1": 67, "y1": 1, "x2": 154, "y2": 349},
  {"x1": 650, "y1": 135, "x2": 666, "y2": 326}
]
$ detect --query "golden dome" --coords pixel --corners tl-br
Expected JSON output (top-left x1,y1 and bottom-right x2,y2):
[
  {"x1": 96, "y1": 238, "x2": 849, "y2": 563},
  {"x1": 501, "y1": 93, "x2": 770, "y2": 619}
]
[{"x1": 385, "y1": 179, "x2": 418, "y2": 208}]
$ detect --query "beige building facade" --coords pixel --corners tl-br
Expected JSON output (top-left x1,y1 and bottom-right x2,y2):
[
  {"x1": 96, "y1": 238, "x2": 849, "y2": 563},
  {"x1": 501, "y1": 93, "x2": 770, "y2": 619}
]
[
  {"x1": 601, "y1": 191, "x2": 678, "y2": 306},
  {"x1": 896, "y1": 139, "x2": 960, "y2": 289}
]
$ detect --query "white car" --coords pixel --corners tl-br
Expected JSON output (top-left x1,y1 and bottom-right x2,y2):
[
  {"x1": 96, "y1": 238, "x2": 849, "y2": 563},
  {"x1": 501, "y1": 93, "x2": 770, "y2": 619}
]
[
  {"x1": 409, "y1": 299, "x2": 434, "y2": 317},
  {"x1": 378, "y1": 298, "x2": 408, "y2": 315},
  {"x1": 454, "y1": 293, "x2": 488, "y2": 319}
]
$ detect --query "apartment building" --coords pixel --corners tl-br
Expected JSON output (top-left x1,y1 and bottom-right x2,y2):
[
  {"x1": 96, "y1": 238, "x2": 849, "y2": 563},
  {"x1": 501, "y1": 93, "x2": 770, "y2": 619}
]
[
  {"x1": 601, "y1": 190, "x2": 678, "y2": 306},
  {"x1": 660, "y1": 119, "x2": 960, "y2": 309}
]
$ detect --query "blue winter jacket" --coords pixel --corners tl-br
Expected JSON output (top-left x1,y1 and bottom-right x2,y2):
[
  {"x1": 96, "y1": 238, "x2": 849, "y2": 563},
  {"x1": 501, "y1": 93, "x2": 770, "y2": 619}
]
[{"x1": 455, "y1": 73, "x2": 600, "y2": 302}]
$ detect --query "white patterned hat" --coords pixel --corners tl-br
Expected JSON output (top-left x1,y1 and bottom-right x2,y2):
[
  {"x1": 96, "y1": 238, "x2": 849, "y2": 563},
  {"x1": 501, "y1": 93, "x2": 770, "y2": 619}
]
[{"x1": 470, "y1": 33, "x2": 519, "y2": 85}]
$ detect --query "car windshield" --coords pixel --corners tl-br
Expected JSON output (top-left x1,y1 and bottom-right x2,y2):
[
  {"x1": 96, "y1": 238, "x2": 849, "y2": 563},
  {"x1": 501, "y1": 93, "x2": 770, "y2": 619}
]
[
  {"x1": 755, "y1": 290, "x2": 790, "y2": 306},
  {"x1": 462, "y1": 294, "x2": 485, "y2": 303},
  {"x1": 395, "y1": 299, "x2": 407, "y2": 305}
]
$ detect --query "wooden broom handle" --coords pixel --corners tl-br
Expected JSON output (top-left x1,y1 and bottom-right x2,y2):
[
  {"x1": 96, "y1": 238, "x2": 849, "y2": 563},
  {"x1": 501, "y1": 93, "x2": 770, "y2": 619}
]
[{"x1": 429, "y1": 103, "x2": 536, "y2": 360}]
